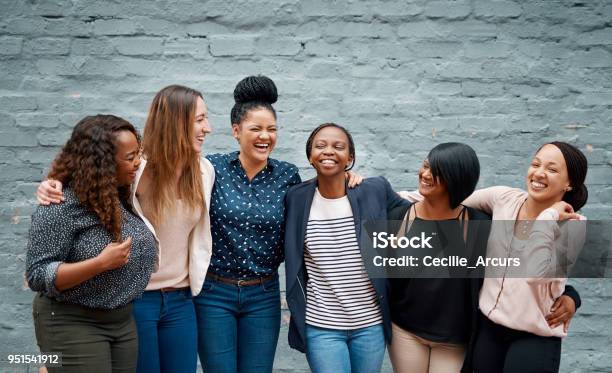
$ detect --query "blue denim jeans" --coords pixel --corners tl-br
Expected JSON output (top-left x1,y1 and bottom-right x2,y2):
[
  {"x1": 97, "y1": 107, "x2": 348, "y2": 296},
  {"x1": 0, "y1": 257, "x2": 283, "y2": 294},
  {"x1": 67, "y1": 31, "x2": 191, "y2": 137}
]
[
  {"x1": 306, "y1": 324, "x2": 386, "y2": 373},
  {"x1": 193, "y1": 274, "x2": 281, "y2": 373},
  {"x1": 133, "y1": 289, "x2": 198, "y2": 373}
]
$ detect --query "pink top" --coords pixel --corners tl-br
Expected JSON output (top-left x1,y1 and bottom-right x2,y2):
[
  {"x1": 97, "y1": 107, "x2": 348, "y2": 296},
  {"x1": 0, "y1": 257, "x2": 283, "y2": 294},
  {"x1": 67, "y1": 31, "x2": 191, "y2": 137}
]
[
  {"x1": 399, "y1": 187, "x2": 586, "y2": 337},
  {"x1": 142, "y1": 199, "x2": 202, "y2": 290}
]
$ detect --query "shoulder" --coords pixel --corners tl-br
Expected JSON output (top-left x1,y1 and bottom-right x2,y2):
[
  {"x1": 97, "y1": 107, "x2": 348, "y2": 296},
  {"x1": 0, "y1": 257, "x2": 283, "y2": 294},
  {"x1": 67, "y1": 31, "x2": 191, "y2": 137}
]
[
  {"x1": 200, "y1": 157, "x2": 215, "y2": 175},
  {"x1": 205, "y1": 152, "x2": 229, "y2": 167},
  {"x1": 31, "y1": 188, "x2": 82, "y2": 225},
  {"x1": 354, "y1": 176, "x2": 392, "y2": 192},
  {"x1": 270, "y1": 158, "x2": 299, "y2": 175},
  {"x1": 389, "y1": 203, "x2": 412, "y2": 221},
  {"x1": 477, "y1": 186, "x2": 525, "y2": 204},
  {"x1": 466, "y1": 206, "x2": 492, "y2": 220},
  {"x1": 287, "y1": 179, "x2": 315, "y2": 199}
]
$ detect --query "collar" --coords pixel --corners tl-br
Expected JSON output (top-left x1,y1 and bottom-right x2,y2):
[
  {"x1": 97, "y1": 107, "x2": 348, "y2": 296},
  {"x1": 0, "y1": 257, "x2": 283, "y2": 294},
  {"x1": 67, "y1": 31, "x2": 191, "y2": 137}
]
[{"x1": 228, "y1": 150, "x2": 276, "y2": 171}]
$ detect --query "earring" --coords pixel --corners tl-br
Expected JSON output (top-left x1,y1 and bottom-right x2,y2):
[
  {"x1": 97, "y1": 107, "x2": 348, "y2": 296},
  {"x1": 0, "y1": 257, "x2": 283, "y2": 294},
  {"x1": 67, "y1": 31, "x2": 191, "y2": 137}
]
[{"x1": 566, "y1": 187, "x2": 572, "y2": 192}]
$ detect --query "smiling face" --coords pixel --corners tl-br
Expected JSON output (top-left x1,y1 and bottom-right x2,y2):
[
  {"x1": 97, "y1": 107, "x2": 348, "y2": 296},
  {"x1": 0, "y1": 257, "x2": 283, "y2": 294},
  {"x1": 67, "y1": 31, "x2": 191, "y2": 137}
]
[
  {"x1": 526, "y1": 144, "x2": 571, "y2": 205},
  {"x1": 418, "y1": 158, "x2": 449, "y2": 202},
  {"x1": 192, "y1": 96, "x2": 211, "y2": 154},
  {"x1": 232, "y1": 108, "x2": 277, "y2": 163},
  {"x1": 309, "y1": 126, "x2": 353, "y2": 178},
  {"x1": 114, "y1": 130, "x2": 141, "y2": 186}
]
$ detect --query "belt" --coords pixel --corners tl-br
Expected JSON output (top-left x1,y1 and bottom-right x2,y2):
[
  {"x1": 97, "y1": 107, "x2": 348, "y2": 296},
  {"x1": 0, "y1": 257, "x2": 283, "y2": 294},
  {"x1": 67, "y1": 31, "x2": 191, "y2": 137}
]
[
  {"x1": 206, "y1": 273, "x2": 275, "y2": 287},
  {"x1": 159, "y1": 286, "x2": 189, "y2": 292}
]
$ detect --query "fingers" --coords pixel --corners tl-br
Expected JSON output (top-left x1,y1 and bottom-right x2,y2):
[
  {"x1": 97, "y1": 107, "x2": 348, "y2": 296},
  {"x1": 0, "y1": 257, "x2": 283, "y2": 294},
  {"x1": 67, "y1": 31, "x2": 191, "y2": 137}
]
[
  {"x1": 37, "y1": 183, "x2": 64, "y2": 204},
  {"x1": 547, "y1": 312, "x2": 569, "y2": 327},
  {"x1": 49, "y1": 179, "x2": 64, "y2": 191},
  {"x1": 558, "y1": 211, "x2": 580, "y2": 221},
  {"x1": 550, "y1": 297, "x2": 561, "y2": 312},
  {"x1": 563, "y1": 319, "x2": 571, "y2": 333},
  {"x1": 345, "y1": 172, "x2": 364, "y2": 188},
  {"x1": 36, "y1": 194, "x2": 51, "y2": 206}
]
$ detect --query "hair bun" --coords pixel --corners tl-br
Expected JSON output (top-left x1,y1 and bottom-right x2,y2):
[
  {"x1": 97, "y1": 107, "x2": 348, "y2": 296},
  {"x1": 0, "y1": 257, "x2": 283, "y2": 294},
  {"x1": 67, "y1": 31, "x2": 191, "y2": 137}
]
[
  {"x1": 565, "y1": 184, "x2": 588, "y2": 211},
  {"x1": 233, "y1": 75, "x2": 278, "y2": 105}
]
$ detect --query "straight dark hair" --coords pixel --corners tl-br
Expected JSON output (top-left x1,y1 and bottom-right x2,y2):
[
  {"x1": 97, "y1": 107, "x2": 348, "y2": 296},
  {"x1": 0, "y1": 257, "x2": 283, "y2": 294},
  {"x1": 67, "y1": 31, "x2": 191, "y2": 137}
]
[{"x1": 427, "y1": 142, "x2": 480, "y2": 209}]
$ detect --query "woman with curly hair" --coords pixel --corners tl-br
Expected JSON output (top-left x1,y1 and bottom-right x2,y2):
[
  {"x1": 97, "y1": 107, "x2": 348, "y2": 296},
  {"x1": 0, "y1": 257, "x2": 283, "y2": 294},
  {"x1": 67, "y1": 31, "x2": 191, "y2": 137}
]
[
  {"x1": 26, "y1": 114, "x2": 157, "y2": 373},
  {"x1": 36, "y1": 85, "x2": 214, "y2": 373}
]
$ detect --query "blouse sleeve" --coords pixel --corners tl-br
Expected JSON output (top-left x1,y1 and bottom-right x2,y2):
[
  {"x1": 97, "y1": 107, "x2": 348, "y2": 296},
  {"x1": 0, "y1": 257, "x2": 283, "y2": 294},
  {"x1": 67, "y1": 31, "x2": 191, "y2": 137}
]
[
  {"x1": 398, "y1": 186, "x2": 511, "y2": 215},
  {"x1": 461, "y1": 186, "x2": 512, "y2": 214},
  {"x1": 525, "y1": 210, "x2": 587, "y2": 283},
  {"x1": 25, "y1": 202, "x2": 78, "y2": 297},
  {"x1": 397, "y1": 190, "x2": 423, "y2": 203}
]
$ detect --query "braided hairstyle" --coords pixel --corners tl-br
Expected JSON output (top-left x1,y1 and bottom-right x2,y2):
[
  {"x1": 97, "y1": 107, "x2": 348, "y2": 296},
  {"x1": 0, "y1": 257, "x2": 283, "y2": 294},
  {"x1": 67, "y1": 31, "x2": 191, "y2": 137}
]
[{"x1": 48, "y1": 115, "x2": 139, "y2": 241}]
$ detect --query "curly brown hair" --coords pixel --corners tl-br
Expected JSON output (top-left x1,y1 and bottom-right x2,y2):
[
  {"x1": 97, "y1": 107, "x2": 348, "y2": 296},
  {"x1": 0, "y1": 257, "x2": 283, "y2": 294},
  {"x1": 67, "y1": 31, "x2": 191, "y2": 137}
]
[{"x1": 48, "y1": 115, "x2": 140, "y2": 241}]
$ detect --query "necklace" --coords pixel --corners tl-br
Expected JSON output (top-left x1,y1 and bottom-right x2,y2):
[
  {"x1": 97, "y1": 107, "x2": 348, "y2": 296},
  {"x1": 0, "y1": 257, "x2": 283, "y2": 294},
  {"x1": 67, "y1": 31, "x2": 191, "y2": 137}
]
[{"x1": 515, "y1": 199, "x2": 536, "y2": 239}]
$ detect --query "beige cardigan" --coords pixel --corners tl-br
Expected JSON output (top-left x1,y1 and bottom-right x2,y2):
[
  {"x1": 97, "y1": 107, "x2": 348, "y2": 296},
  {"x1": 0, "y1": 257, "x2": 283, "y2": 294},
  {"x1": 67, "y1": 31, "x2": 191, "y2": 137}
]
[
  {"x1": 131, "y1": 158, "x2": 215, "y2": 296},
  {"x1": 399, "y1": 186, "x2": 586, "y2": 337}
]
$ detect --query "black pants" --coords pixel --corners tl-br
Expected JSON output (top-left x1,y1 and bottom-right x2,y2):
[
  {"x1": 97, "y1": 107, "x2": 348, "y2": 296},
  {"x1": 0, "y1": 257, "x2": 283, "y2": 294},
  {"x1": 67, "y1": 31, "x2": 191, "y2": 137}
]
[
  {"x1": 472, "y1": 313, "x2": 562, "y2": 373},
  {"x1": 33, "y1": 293, "x2": 138, "y2": 373}
]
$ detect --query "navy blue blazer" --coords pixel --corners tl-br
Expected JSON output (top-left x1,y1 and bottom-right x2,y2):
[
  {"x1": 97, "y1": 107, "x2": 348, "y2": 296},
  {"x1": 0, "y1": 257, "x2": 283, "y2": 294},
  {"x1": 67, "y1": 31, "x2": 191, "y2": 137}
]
[{"x1": 283, "y1": 176, "x2": 409, "y2": 353}]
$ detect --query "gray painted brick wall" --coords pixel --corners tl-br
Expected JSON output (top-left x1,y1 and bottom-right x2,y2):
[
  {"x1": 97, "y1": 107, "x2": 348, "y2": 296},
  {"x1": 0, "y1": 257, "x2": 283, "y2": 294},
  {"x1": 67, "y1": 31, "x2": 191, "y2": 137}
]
[{"x1": 1, "y1": 0, "x2": 611, "y2": 372}]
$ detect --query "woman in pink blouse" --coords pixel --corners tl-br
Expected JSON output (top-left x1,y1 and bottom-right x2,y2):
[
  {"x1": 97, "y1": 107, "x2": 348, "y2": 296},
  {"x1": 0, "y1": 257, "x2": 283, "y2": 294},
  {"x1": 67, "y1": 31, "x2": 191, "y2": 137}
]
[{"x1": 402, "y1": 141, "x2": 588, "y2": 372}]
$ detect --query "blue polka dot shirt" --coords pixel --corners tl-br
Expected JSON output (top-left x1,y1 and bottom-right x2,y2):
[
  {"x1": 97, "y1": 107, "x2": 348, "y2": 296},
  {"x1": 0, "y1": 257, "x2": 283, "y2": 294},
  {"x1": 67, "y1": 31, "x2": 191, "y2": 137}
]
[
  {"x1": 206, "y1": 151, "x2": 301, "y2": 279},
  {"x1": 207, "y1": 152, "x2": 301, "y2": 279}
]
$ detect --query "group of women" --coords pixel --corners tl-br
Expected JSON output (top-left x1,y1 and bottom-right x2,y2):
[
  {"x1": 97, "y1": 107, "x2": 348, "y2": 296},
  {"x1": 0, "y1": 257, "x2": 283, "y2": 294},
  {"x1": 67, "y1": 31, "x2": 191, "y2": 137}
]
[{"x1": 26, "y1": 74, "x2": 588, "y2": 373}]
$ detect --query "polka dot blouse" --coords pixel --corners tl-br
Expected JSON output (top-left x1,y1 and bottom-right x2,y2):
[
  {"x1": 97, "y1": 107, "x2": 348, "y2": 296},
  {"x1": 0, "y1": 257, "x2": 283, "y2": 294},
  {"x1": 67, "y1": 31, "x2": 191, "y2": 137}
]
[
  {"x1": 26, "y1": 187, "x2": 157, "y2": 309},
  {"x1": 206, "y1": 151, "x2": 301, "y2": 279}
]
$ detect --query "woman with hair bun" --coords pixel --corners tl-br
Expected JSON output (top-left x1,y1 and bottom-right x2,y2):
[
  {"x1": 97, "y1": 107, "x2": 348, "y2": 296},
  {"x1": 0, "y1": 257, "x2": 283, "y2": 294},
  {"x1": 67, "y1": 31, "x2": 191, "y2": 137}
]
[
  {"x1": 194, "y1": 75, "x2": 299, "y2": 373},
  {"x1": 26, "y1": 115, "x2": 157, "y2": 372},
  {"x1": 194, "y1": 76, "x2": 362, "y2": 372},
  {"x1": 401, "y1": 141, "x2": 588, "y2": 373},
  {"x1": 37, "y1": 76, "x2": 360, "y2": 373}
]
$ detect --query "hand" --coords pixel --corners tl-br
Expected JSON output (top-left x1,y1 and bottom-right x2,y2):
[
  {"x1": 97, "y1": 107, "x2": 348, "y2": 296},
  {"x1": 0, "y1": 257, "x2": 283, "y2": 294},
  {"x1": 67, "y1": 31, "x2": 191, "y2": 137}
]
[
  {"x1": 545, "y1": 295, "x2": 576, "y2": 333},
  {"x1": 96, "y1": 237, "x2": 132, "y2": 271},
  {"x1": 37, "y1": 179, "x2": 64, "y2": 205},
  {"x1": 550, "y1": 201, "x2": 580, "y2": 221},
  {"x1": 345, "y1": 171, "x2": 364, "y2": 188}
]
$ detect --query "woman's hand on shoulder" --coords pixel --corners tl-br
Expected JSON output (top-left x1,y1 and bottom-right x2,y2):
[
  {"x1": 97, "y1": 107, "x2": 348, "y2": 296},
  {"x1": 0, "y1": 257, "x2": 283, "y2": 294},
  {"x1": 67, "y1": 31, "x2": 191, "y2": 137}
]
[
  {"x1": 550, "y1": 201, "x2": 580, "y2": 221},
  {"x1": 345, "y1": 171, "x2": 364, "y2": 188},
  {"x1": 37, "y1": 179, "x2": 64, "y2": 205}
]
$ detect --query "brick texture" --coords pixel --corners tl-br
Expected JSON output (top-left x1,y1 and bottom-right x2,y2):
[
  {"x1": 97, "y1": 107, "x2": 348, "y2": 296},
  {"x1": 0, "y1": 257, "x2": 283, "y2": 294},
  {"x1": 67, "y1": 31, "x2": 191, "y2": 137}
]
[{"x1": 1, "y1": 1, "x2": 611, "y2": 372}]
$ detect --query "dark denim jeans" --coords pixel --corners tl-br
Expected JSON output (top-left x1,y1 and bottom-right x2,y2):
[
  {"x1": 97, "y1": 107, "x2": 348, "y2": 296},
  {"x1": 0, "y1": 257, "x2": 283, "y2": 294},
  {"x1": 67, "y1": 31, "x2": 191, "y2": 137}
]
[
  {"x1": 133, "y1": 289, "x2": 198, "y2": 373},
  {"x1": 194, "y1": 274, "x2": 281, "y2": 373}
]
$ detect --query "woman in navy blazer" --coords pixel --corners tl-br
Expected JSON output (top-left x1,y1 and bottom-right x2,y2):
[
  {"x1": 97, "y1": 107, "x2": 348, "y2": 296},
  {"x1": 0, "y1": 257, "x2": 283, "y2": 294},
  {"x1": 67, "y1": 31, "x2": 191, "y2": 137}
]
[{"x1": 284, "y1": 123, "x2": 408, "y2": 372}]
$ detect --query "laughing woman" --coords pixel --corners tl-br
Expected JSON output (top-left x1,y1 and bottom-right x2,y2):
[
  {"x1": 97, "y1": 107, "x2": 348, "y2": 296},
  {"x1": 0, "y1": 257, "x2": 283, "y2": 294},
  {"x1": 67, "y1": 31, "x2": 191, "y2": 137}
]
[
  {"x1": 193, "y1": 76, "x2": 301, "y2": 373},
  {"x1": 400, "y1": 141, "x2": 587, "y2": 373},
  {"x1": 26, "y1": 115, "x2": 157, "y2": 373},
  {"x1": 36, "y1": 85, "x2": 215, "y2": 373},
  {"x1": 387, "y1": 143, "x2": 489, "y2": 373},
  {"x1": 284, "y1": 123, "x2": 408, "y2": 373}
]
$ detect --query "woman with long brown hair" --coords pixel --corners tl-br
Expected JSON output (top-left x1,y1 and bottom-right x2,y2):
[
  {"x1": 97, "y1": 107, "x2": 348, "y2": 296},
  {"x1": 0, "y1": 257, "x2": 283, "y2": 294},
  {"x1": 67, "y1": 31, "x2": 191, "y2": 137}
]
[
  {"x1": 129, "y1": 85, "x2": 214, "y2": 373},
  {"x1": 37, "y1": 85, "x2": 214, "y2": 373},
  {"x1": 26, "y1": 115, "x2": 157, "y2": 372}
]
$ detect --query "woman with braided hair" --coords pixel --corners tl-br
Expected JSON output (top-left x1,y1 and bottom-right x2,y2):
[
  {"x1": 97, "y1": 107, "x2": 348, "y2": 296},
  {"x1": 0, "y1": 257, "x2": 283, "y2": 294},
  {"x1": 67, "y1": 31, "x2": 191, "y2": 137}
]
[{"x1": 26, "y1": 115, "x2": 157, "y2": 373}]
